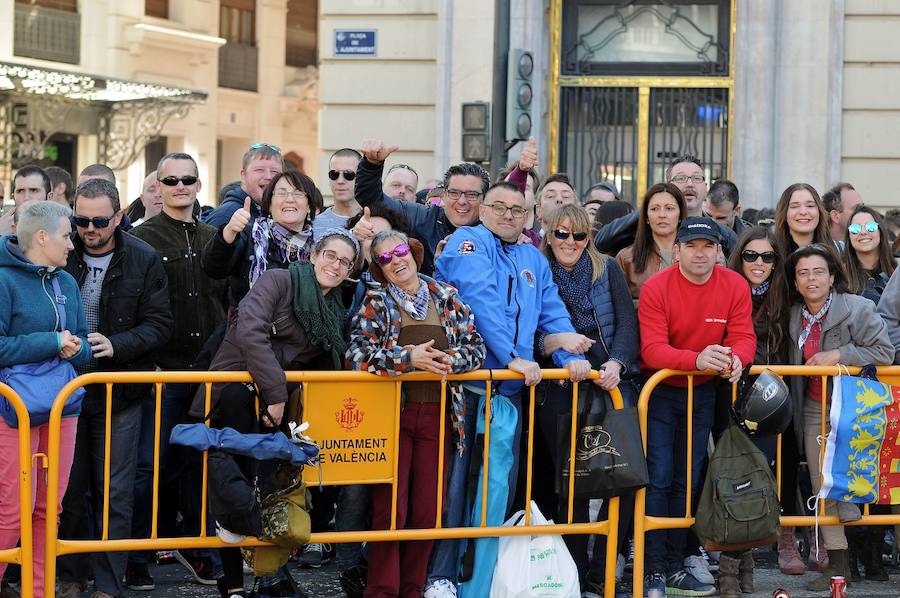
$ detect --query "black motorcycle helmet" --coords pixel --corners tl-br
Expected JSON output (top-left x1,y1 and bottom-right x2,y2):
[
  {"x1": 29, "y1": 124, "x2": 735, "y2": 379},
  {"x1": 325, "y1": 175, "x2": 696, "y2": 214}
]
[{"x1": 732, "y1": 369, "x2": 792, "y2": 437}]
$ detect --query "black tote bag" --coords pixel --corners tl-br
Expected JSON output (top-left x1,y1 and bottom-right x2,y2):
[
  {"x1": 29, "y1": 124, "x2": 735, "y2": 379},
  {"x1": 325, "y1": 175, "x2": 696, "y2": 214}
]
[{"x1": 557, "y1": 385, "x2": 649, "y2": 499}]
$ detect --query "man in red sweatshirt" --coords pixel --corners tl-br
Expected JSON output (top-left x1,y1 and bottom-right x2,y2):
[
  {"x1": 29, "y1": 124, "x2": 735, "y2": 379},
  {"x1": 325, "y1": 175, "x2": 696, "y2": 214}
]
[{"x1": 638, "y1": 216, "x2": 756, "y2": 597}]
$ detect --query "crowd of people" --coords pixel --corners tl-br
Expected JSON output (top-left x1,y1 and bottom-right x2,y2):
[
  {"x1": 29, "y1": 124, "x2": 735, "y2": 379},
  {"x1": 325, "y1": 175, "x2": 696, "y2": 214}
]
[{"x1": 0, "y1": 136, "x2": 899, "y2": 598}]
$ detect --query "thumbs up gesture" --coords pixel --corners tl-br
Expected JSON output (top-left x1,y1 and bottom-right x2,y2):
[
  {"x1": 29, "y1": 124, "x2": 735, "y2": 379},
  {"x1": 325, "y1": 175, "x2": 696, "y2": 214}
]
[
  {"x1": 223, "y1": 197, "x2": 252, "y2": 244},
  {"x1": 518, "y1": 136, "x2": 538, "y2": 172},
  {"x1": 352, "y1": 206, "x2": 376, "y2": 243}
]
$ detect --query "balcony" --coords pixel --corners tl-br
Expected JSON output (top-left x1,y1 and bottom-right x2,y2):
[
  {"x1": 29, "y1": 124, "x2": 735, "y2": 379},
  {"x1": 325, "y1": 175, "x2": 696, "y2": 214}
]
[
  {"x1": 14, "y1": 3, "x2": 80, "y2": 65},
  {"x1": 218, "y1": 43, "x2": 258, "y2": 92}
]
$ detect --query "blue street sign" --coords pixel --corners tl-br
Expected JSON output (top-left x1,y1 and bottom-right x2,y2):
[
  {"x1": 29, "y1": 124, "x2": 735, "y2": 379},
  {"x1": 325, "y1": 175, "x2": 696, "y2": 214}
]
[{"x1": 334, "y1": 30, "x2": 377, "y2": 56}]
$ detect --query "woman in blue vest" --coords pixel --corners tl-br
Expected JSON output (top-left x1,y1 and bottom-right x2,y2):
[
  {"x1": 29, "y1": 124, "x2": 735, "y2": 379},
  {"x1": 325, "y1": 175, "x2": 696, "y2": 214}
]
[{"x1": 536, "y1": 203, "x2": 639, "y2": 597}]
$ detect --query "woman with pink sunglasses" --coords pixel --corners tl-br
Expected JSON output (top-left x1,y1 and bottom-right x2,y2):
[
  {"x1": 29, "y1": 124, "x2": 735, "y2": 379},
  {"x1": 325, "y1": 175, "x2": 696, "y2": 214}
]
[{"x1": 346, "y1": 230, "x2": 485, "y2": 597}]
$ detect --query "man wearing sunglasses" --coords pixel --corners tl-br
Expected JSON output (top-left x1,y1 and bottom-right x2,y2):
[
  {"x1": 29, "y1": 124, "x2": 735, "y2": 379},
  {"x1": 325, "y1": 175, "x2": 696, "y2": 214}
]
[
  {"x1": 129, "y1": 152, "x2": 227, "y2": 587},
  {"x1": 594, "y1": 155, "x2": 737, "y2": 257},
  {"x1": 357, "y1": 139, "x2": 489, "y2": 274},
  {"x1": 314, "y1": 148, "x2": 363, "y2": 241},
  {"x1": 428, "y1": 181, "x2": 591, "y2": 594},
  {"x1": 59, "y1": 178, "x2": 172, "y2": 598},
  {"x1": 203, "y1": 143, "x2": 283, "y2": 229}
]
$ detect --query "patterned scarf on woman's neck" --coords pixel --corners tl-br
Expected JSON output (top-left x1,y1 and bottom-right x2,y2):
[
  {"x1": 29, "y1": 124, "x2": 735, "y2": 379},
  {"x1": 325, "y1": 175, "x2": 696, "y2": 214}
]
[{"x1": 249, "y1": 217, "x2": 313, "y2": 286}]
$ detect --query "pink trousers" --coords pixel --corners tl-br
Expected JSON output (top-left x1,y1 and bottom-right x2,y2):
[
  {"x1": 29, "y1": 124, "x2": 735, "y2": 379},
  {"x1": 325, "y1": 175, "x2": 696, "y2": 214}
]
[{"x1": 0, "y1": 417, "x2": 77, "y2": 597}]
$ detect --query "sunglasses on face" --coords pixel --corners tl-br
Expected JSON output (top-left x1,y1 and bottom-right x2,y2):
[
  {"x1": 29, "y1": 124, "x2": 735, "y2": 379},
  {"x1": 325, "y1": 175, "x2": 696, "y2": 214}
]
[
  {"x1": 848, "y1": 221, "x2": 878, "y2": 235},
  {"x1": 328, "y1": 169, "x2": 356, "y2": 181},
  {"x1": 553, "y1": 228, "x2": 588, "y2": 242},
  {"x1": 740, "y1": 250, "x2": 777, "y2": 264},
  {"x1": 374, "y1": 243, "x2": 411, "y2": 266},
  {"x1": 73, "y1": 215, "x2": 116, "y2": 229},
  {"x1": 158, "y1": 175, "x2": 198, "y2": 187}
]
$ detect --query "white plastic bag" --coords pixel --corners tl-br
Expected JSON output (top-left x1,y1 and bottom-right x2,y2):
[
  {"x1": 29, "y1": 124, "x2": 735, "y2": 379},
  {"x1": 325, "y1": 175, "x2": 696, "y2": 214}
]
[{"x1": 489, "y1": 501, "x2": 580, "y2": 598}]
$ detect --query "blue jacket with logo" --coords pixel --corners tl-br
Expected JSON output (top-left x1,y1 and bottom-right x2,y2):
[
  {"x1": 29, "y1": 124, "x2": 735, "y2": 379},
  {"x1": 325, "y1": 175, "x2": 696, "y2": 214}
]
[{"x1": 435, "y1": 224, "x2": 582, "y2": 392}]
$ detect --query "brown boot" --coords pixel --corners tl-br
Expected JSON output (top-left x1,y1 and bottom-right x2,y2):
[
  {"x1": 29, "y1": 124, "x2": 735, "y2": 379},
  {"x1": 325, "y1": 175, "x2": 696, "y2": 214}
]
[
  {"x1": 717, "y1": 554, "x2": 741, "y2": 598},
  {"x1": 806, "y1": 549, "x2": 850, "y2": 591},
  {"x1": 777, "y1": 526, "x2": 807, "y2": 575},
  {"x1": 738, "y1": 552, "x2": 754, "y2": 593},
  {"x1": 807, "y1": 528, "x2": 830, "y2": 572}
]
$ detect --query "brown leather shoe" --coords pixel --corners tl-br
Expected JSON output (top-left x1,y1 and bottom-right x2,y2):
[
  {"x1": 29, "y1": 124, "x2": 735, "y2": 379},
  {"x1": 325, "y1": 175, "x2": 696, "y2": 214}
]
[{"x1": 807, "y1": 529, "x2": 830, "y2": 572}]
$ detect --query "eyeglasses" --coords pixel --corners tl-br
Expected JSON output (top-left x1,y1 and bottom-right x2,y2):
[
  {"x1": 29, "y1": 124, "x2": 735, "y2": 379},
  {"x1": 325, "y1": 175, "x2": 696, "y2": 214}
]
[
  {"x1": 320, "y1": 249, "x2": 353, "y2": 271},
  {"x1": 374, "y1": 243, "x2": 411, "y2": 266},
  {"x1": 271, "y1": 189, "x2": 308, "y2": 200},
  {"x1": 484, "y1": 202, "x2": 528, "y2": 219},
  {"x1": 250, "y1": 142, "x2": 281, "y2": 152},
  {"x1": 741, "y1": 250, "x2": 777, "y2": 264},
  {"x1": 445, "y1": 189, "x2": 483, "y2": 201},
  {"x1": 328, "y1": 169, "x2": 356, "y2": 181},
  {"x1": 387, "y1": 163, "x2": 418, "y2": 178},
  {"x1": 553, "y1": 229, "x2": 588, "y2": 242},
  {"x1": 848, "y1": 221, "x2": 878, "y2": 235},
  {"x1": 158, "y1": 175, "x2": 198, "y2": 187},
  {"x1": 670, "y1": 174, "x2": 706, "y2": 185},
  {"x1": 73, "y1": 215, "x2": 116, "y2": 229}
]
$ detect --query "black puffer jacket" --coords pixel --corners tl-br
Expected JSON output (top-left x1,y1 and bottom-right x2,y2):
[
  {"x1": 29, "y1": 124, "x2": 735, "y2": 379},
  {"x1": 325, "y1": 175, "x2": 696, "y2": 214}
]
[
  {"x1": 593, "y1": 211, "x2": 737, "y2": 256},
  {"x1": 65, "y1": 229, "x2": 173, "y2": 406}
]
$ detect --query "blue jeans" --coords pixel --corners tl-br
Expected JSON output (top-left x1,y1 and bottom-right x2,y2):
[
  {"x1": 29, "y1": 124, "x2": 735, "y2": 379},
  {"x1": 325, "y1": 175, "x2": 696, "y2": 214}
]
[
  {"x1": 427, "y1": 387, "x2": 523, "y2": 585},
  {"x1": 644, "y1": 381, "x2": 715, "y2": 575},
  {"x1": 58, "y1": 390, "x2": 142, "y2": 595}
]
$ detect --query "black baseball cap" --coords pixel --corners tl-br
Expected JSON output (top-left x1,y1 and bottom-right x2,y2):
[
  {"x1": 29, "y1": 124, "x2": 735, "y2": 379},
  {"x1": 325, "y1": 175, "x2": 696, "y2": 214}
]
[{"x1": 676, "y1": 216, "x2": 720, "y2": 244}]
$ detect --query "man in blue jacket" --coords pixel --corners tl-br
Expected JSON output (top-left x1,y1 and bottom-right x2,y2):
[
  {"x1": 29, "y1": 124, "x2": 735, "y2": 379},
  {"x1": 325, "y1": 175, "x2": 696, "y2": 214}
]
[
  {"x1": 424, "y1": 181, "x2": 591, "y2": 596},
  {"x1": 202, "y1": 143, "x2": 283, "y2": 229}
]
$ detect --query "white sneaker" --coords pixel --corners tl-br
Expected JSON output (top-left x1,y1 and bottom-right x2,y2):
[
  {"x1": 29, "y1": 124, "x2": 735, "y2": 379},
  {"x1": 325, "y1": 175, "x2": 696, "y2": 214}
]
[
  {"x1": 683, "y1": 554, "x2": 715, "y2": 585},
  {"x1": 215, "y1": 523, "x2": 247, "y2": 544},
  {"x1": 423, "y1": 578, "x2": 458, "y2": 598}
]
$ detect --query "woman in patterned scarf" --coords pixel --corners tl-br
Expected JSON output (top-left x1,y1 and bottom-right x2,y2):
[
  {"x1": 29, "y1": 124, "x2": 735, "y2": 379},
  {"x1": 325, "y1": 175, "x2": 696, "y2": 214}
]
[
  {"x1": 537, "y1": 203, "x2": 639, "y2": 597},
  {"x1": 202, "y1": 170, "x2": 324, "y2": 313},
  {"x1": 346, "y1": 229, "x2": 485, "y2": 598},
  {"x1": 787, "y1": 243, "x2": 893, "y2": 591}
]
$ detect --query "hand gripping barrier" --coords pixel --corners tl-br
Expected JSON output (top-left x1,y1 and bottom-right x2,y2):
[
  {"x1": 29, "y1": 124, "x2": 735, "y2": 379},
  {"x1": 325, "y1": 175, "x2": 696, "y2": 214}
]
[
  {"x1": 43, "y1": 369, "x2": 624, "y2": 598},
  {"x1": 0, "y1": 383, "x2": 34, "y2": 598},
  {"x1": 631, "y1": 365, "x2": 900, "y2": 598}
]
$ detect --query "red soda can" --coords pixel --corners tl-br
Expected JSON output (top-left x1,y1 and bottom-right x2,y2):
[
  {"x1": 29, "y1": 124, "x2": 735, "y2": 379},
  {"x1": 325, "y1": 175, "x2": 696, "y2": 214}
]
[
  {"x1": 830, "y1": 575, "x2": 846, "y2": 598},
  {"x1": 772, "y1": 590, "x2": 790, "y2": 598}
]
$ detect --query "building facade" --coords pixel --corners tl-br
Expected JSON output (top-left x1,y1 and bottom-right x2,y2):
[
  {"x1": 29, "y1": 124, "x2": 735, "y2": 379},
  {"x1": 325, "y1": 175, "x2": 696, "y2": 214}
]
[
  {"x1": 0, "y1": 0, "x2": 318, "y2": 206},
  {"x1": 2, "y1": 1, "x2": 898, "y2": 211}
]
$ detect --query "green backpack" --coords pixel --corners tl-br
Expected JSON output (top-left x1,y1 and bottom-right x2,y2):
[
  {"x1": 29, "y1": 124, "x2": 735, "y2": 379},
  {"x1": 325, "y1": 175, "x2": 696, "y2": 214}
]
[{"x1": 693, "y1": 424, "x2": 780, "y2": 551}]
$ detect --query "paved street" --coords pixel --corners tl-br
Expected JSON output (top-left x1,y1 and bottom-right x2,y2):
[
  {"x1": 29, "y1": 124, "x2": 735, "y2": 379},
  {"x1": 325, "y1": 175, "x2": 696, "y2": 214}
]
[{"x1": 46, "y1": 546, "x2": 899, "y2": 597}]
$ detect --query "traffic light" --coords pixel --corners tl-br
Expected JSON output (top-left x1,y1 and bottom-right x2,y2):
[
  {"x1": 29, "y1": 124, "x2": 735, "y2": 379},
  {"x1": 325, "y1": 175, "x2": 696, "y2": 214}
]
[
  {"x1": 461, "y1": 102, "x2": 490, "y2": 163},
  {"x1": 506, "y1": 49, "x2": 534, "y2": 141}
]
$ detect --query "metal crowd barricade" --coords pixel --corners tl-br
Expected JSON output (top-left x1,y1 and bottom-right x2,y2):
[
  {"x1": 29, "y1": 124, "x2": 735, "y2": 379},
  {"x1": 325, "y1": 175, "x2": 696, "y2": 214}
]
[
  {"x1": 631, "y1": 365, "x2": 900, "y2": 597},
  {"x1": 43, "y1": 369, "x2": 623, "y2": 598},
  {"x1": 0, "y1": 383, "x2": 34, "y2": 598}
]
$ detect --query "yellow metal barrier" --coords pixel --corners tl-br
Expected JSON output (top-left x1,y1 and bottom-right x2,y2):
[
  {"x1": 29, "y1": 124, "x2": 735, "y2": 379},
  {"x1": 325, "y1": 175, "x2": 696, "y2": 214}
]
[
  {"x1": 631, "y1": 365, "x2": 900, "y2": 597},
  {"x1": 0, "y1": 384, "x2": 34, "y2": 598},
  {"x1": 44, "y1": 369, "x2": 623, "y2": 598}
]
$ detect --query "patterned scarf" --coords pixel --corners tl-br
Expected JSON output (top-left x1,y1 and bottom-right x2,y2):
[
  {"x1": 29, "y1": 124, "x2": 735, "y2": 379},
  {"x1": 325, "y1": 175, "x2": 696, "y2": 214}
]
[
  {"x1": 550, "y1": 252, "x2": 594, "y2": 335},
  {"x1": 751, "y1": 279, "x2": 771, "y2": 296},
  {"x1": 388, "y1": 277, "x2": 431, "y2": 320},
  {"x1": 798, "y1": 291, "x2": 833, "y2": 350},
  {"x1": 249, "y1": 217, "x2": 313, "y2": 286}
]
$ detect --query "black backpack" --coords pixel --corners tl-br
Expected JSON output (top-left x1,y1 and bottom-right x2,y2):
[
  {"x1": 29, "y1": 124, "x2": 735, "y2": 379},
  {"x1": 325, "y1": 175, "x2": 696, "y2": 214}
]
[{"x1": 693, "y1": 424, "x2": 780, "y2": 551}]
